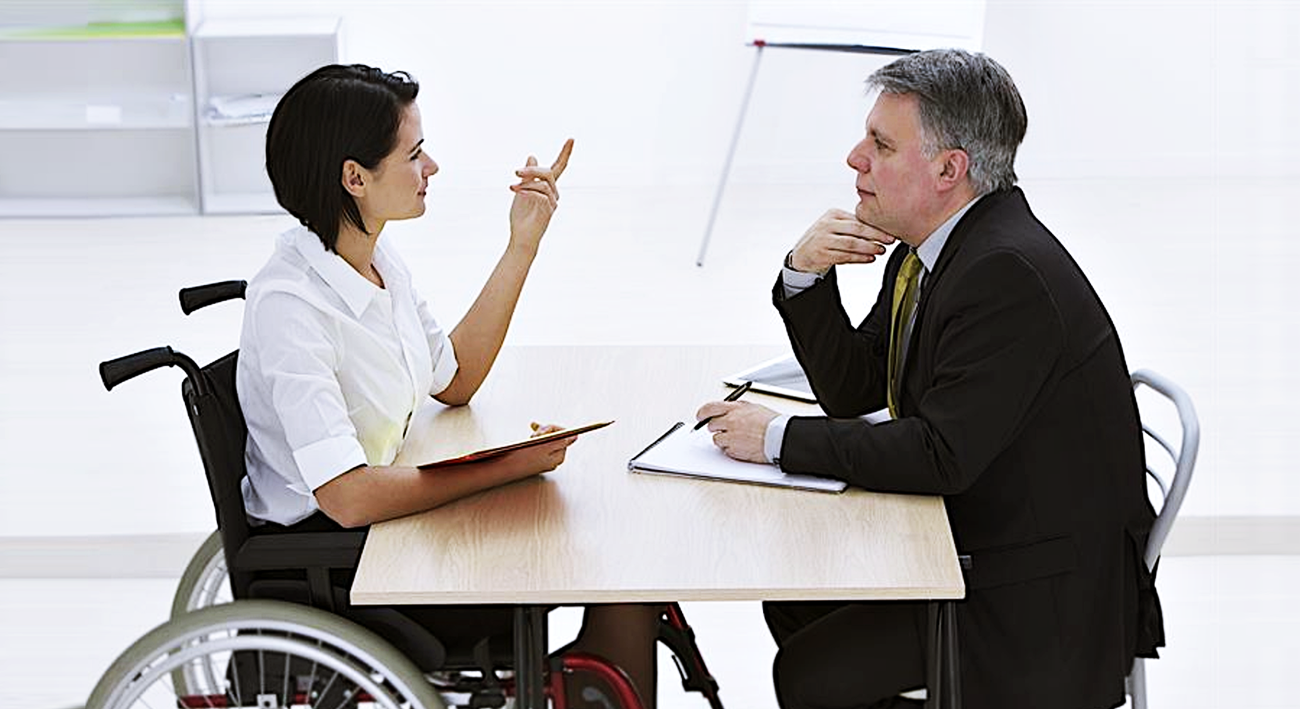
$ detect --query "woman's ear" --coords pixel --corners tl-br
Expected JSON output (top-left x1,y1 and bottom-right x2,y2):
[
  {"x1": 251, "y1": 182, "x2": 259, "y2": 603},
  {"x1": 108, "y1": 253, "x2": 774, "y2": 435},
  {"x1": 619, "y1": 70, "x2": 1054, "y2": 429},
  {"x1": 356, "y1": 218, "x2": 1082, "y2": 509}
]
[{"x1": 341, "y1": 160, "x2": 367, "y2": 198}]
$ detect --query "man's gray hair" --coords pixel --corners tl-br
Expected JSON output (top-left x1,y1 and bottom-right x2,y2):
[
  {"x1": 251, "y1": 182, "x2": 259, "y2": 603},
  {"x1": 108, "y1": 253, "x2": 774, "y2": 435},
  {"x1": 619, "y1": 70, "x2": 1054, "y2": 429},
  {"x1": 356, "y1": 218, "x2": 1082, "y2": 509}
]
[{"x1": 867, "y1": 49, "x2": 1027, "y2": 195}]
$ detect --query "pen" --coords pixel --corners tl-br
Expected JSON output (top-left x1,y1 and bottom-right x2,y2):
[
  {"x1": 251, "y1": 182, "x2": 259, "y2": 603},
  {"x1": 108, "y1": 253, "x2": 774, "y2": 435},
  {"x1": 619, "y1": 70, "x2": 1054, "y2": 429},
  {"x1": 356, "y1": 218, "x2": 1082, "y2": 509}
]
[{"x1": 694, "y1": 380, "x2": 753, "y2": 431}]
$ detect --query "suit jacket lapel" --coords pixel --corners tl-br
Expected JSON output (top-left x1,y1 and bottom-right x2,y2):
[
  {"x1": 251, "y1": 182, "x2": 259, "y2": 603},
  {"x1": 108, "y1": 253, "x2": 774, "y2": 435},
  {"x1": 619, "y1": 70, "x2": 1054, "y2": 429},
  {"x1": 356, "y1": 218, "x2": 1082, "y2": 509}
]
[{"x1": 900, "y1": 188, "x2": 1023, "y2": 395}]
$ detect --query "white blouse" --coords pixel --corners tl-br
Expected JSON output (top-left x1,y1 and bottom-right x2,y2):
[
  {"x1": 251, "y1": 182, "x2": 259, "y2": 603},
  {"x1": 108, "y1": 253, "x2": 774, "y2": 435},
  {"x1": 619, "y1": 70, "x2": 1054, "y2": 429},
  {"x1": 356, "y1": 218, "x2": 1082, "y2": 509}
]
[{"x1": 236, "y1": 226, "x2": 458, "y2": 526}]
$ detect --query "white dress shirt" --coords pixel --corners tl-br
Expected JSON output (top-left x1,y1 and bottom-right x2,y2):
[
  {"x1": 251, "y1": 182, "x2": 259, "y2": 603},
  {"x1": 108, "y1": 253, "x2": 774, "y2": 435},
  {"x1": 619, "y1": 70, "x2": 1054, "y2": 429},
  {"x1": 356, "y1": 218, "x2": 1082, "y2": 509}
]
[
  {"x1": 236, "y1": 226, "x2": 459, "y2": 526},
  {"x1": 765, "y1": 198, "x2": 981, "y2": 464}
]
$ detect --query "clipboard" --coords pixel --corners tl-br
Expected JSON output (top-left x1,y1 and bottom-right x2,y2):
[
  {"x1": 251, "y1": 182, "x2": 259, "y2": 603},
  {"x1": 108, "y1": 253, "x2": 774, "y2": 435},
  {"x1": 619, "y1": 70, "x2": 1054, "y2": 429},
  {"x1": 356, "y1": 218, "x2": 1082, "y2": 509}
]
[
  {"x1": 628, "y1": 421, "x2": 846, "y2": 493},
  {"x1": 419, "y1": 420, "x2": 613, "y2": 469}
]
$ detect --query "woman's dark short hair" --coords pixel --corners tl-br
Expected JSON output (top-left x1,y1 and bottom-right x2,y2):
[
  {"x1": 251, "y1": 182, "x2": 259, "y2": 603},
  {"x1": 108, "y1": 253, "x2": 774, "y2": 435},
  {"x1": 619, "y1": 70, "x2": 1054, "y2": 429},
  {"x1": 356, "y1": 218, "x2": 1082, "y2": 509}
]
[{"x1": 266, "y1": 64, "x2": 419, "y2": 252}]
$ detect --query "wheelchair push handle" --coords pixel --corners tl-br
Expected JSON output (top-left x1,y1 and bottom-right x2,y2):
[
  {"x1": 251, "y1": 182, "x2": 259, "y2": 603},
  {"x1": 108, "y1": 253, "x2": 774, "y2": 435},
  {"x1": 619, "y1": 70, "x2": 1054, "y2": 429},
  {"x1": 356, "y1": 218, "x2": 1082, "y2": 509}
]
[
  {"x1": 99, "y1": 346, "x2": 206, "y2": 394},
  {"x1": 179, "y1": 280, "x2": 247, "y2": 315}
]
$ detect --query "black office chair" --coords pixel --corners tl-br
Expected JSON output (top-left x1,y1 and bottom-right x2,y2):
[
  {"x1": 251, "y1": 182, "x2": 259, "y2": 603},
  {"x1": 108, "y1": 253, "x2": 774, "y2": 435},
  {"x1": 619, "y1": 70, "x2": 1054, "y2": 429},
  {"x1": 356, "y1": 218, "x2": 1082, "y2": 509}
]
[{"x1": 90, "y1": 281, "x2": 725, "y2": 709}]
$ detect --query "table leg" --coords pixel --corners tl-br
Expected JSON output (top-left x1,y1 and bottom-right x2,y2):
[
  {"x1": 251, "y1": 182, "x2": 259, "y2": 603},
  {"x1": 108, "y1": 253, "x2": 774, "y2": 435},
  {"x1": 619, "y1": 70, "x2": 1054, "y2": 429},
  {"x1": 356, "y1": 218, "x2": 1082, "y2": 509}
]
[
  {"x1": 925, "y1": 601, "x2": 961, "y2": 709},
  {"x1": 513, "y1": 605, "x2": 549, "y2": 708}
]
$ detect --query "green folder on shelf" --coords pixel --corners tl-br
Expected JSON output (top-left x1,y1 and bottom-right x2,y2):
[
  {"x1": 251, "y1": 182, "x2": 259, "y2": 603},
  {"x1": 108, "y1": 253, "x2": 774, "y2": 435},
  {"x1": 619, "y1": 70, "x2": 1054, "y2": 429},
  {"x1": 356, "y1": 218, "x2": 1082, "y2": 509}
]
[{"x1": 0, "y1": 20, "x2": 185, "y2": 40}]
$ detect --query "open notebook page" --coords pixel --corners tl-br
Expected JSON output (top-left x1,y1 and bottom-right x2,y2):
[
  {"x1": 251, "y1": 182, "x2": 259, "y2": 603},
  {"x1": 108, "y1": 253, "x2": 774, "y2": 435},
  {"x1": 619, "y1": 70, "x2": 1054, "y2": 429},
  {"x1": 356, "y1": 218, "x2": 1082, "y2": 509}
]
[{"x1": 629, "y1": 422, "x2": 846, "y2": 493}]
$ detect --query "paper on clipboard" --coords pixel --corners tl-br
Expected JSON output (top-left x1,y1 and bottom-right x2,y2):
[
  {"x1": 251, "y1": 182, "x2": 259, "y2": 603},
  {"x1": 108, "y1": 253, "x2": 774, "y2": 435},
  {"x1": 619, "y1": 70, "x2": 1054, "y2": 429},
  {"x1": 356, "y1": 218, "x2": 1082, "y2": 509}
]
[
  {"x1": 628, "y1": 421, "x2": 846, "y2": 493},
  {"x1": 722, "y1": 354, "x2": 816, "y2": 403},
  {"x1": 419, "y1": 420, "x2": 613, "y2": 469}
]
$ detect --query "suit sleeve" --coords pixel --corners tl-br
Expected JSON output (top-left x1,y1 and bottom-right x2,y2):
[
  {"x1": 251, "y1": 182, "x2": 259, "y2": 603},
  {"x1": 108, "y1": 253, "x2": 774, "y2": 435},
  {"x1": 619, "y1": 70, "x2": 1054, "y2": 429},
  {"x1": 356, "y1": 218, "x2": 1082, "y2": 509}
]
[
  {"x1": 772, "y1": 262, "x2": 896, "y2": 418},
  {"x1": 779, "y1": 250, "x2": 1066, "y2": 495}
]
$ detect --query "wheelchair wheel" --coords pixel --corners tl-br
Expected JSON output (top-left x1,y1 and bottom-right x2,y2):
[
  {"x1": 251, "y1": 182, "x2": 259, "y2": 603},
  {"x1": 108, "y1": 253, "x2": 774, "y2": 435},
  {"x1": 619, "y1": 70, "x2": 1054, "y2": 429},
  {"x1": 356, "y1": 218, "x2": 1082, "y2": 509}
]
[
  {"x1": 172, "y1": 530, "x2": 230, "y2": 617},
  {"x1": 86, "y1": 599, "x2": 447, "y2": 709},
  {"x1": 169, "y1": 530, "x2": 232, "y2": 694}
]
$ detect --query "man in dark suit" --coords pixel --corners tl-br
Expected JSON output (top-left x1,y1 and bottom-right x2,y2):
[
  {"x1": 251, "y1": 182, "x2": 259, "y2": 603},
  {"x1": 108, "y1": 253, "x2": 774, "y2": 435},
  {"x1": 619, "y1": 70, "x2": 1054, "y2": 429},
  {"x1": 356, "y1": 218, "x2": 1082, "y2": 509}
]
[{"x1": 696, "y1": 49, "x2": 1163, "y2": 709}]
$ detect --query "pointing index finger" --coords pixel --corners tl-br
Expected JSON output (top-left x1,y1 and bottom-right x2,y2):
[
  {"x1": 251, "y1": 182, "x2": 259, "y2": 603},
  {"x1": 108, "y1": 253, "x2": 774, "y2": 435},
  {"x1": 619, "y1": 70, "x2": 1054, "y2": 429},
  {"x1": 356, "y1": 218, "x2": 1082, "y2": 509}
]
[{"x1": 550, "y1": 138, "x2": 574, "y2": 179}]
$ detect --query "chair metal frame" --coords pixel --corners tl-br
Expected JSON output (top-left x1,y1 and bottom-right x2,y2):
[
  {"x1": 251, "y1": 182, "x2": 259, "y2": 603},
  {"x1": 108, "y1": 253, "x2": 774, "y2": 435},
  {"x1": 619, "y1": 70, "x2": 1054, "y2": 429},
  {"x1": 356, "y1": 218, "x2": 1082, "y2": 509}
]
[{"x1": 1125, "y1": 368, "x2": 1199, "y2": 709}]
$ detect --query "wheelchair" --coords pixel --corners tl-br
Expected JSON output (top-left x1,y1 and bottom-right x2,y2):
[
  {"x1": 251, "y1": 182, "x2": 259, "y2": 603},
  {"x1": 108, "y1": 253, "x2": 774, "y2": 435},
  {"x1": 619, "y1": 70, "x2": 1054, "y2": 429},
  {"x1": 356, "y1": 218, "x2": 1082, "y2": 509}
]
[{"x1": 91, "y1": 280, "x2": 726, "y2": 709}]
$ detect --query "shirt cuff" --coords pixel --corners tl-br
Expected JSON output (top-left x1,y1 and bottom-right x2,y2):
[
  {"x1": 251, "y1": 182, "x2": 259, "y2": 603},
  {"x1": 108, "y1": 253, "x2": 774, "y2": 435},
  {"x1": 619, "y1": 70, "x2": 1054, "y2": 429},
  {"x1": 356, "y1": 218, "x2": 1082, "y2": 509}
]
[
  {"x1": 764, "y1": 414, "x2": 792, "y2": 465},
  {"x1": 781, "y1": 266, "x2": 822, "y2": 299},
  {"x1": 292, "y1": 435, "x2": 369, "y2": 491}
]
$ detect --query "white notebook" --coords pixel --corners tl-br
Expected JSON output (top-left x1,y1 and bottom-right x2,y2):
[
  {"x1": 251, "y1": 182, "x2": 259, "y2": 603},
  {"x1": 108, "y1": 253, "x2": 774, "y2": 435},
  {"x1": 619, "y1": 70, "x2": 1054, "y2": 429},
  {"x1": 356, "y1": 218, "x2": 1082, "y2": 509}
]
[{"x1": 628, "y1": 421, "x2": 847, "y2": 493}]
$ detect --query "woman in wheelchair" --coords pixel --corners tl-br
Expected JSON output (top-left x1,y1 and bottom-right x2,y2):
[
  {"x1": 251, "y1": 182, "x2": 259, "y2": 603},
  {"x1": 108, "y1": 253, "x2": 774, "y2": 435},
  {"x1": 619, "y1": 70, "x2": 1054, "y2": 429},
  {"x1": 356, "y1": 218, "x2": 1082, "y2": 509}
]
[{"x1": 238, "y1": 63, "x2": 660, "y2": 706}]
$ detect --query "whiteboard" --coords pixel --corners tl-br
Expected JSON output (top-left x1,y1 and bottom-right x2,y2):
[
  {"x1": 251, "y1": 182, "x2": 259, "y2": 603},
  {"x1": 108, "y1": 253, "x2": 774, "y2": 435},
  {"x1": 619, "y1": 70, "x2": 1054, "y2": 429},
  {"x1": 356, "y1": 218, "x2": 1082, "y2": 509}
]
[{"x1": 745, "y1": 1, "x2": 987, "y2": 51}]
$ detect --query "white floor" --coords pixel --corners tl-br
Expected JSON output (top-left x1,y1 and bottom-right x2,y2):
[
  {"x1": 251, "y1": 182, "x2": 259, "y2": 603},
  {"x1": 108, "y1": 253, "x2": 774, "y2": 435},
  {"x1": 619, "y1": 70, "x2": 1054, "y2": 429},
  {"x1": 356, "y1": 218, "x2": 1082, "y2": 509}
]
[
  {"x1": 4, "y1": 555, "x2": 1300, "y2": 709},
  {"x1": 2, "y1": 180, "x2": 1298, "y2": 708}
]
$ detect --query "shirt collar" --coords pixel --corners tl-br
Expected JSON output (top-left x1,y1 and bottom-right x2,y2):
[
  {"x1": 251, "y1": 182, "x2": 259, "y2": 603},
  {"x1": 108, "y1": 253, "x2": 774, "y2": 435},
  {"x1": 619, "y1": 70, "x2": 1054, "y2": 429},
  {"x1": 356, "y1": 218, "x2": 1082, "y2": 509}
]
[
  {"x1": 915, "y1": 195, "x2": 982, "y2": 273},
  {"x1": 288, "y1": 226, "x2": 381, "y2": 318}
]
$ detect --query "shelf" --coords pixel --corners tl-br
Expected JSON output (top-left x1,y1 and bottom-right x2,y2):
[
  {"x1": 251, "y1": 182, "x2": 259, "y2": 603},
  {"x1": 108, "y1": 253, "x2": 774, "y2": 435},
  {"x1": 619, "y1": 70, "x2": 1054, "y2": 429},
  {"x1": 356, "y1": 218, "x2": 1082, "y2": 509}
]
[
  {"x1": 0, "y1": 1, "x2": 196, "y2": 217},
  {"x1": 0, "y1": 196, "x2": 197, "y2": 218},
  {"x1": 193, "y1": 17, "x2": 340, "y2": 39},
  {"x1": 201, "y1": 191, "x2": 282, "y2": 215},
  {"x1": 203, "y1": 115, "x2": 271, "y2": 128},
  {"x1": 192, "y1": 16, "x2": 341, "y2": 215},
  {"x1": 0, "y1": 96, "x2": 191, "y2": 131},
  {"x1": 0, "y1": 13, "x2": 338, "y2": 218},
  {"x1": 0, "y1": 20, "x2": 185, "y2": 41}
]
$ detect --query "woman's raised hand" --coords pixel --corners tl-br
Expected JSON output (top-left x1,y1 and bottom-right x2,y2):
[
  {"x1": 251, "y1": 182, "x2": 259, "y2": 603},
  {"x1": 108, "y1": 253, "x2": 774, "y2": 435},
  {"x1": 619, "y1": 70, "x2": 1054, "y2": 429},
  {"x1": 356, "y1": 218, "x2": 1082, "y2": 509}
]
[{"x1": 508, "y1": 138, "x2": 574, "y2": 253}]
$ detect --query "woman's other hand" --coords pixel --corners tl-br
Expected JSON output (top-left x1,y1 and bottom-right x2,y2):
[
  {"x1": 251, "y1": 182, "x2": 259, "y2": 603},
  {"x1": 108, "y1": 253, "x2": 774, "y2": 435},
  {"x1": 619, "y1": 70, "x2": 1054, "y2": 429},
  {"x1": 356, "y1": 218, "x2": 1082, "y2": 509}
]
[{"x1": 508, "y1": 138, "x2": 573, "y2": 253}]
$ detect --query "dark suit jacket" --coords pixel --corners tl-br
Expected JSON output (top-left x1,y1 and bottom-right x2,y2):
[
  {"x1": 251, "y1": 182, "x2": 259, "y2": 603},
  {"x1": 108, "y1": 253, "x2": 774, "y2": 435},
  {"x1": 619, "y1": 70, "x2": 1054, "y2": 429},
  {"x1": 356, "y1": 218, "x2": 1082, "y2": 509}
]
[{"x1": 774, "y1": 187, "x2": 1163, "y2": 709}]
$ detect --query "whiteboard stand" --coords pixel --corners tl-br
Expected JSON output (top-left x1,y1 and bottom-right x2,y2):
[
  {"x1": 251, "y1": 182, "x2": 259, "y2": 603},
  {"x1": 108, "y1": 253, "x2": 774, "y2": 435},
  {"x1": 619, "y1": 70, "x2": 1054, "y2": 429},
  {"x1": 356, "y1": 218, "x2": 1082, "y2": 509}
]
[
  {"x1": 696, "y1": 41, "x2": 912, "y2": 267},
  {"x1": 696, "y1": 41, "x2": 766, "y2": 267}
]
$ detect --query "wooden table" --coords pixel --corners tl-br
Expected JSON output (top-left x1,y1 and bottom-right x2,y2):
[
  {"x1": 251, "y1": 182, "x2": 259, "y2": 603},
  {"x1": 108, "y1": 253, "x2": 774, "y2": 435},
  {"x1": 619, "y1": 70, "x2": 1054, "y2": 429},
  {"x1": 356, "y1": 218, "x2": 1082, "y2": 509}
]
[{"x1": 352, "y1": 345, "x2": 965, "y2": 708}]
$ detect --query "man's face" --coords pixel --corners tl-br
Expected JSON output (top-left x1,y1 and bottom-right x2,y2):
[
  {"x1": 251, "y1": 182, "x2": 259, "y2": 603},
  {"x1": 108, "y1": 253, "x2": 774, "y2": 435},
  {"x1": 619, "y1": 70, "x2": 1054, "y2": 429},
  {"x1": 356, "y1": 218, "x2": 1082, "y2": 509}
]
[{"x1": 846, "y1": 92, "x2": 944, "y2": 243}]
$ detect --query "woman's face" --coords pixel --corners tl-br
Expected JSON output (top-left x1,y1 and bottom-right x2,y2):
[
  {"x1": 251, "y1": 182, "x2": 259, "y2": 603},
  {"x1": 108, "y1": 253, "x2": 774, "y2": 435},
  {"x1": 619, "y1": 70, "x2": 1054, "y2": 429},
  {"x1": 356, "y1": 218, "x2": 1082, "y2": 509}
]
[{"x1": 357, "y1": 102, "x2": 439, "y2": 227}]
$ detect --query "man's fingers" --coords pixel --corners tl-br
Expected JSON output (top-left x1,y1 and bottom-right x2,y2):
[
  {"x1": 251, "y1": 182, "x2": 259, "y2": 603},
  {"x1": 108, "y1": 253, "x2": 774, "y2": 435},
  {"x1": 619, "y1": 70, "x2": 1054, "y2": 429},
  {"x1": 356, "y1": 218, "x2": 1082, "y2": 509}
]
[
  {"x1": 551, "y1": 138, "x2": 574, "y2": 179},
  {"x1": 695, "y1": 401, "x2": 735, "y2": 422},
  {"x1": 829, "y1": 234, "x2": 888, "y2": 256},
  {"x1": 828, "y1": 217, "x2": 896, "y2": 243}
]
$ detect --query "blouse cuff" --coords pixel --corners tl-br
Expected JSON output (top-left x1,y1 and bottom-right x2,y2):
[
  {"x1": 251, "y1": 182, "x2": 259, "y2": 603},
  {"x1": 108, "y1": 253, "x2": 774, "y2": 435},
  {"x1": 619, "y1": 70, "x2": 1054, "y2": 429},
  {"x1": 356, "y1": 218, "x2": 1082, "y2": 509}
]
[
  {"x1": 429, "y1": 337, "x2": 460, "y2": 396},
  {"x1": 293, "y1": 435, "x2": 369, "y2": 491}
]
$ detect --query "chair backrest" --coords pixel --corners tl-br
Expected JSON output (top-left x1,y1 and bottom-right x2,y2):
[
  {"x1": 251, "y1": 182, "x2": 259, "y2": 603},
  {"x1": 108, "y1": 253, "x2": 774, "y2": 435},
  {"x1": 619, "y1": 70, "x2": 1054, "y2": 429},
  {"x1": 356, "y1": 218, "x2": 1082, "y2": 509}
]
[
  {"x1": 181, "y1": 350, "x2": 257, "y2": 595},
  {"x1": 1131, "y1": 369, "x2": 1200, "y2": 570}
]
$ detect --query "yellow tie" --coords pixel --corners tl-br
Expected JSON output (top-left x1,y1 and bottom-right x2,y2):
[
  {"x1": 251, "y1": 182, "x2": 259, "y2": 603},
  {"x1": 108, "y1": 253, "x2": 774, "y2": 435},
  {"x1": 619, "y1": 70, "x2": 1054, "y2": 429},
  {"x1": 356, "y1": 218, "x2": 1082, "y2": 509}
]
[{"x1": 887, "y1": 250, "x2": 923, "y2": 417}]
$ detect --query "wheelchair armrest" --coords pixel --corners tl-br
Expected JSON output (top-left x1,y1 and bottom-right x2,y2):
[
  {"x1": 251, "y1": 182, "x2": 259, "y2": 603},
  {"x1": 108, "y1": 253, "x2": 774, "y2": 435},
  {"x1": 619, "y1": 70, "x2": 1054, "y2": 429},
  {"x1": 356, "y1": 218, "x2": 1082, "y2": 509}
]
[{"x1": 234, "y1": 531, "x2": 367, "y2": 571}]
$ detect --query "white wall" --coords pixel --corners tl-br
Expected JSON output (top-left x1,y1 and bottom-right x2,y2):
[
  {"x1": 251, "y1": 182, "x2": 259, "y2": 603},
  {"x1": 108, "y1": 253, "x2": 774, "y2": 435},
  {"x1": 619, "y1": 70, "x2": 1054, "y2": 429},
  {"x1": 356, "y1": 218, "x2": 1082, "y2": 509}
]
[
  {"x1": 190, "y1": 0, "x2": 1300, "y2": 519},
  {"x1": 2, "y1": 0, "x2": 1296, "y2": 537},
  {"x1": 192, "y1": 0, "x2": 1297, "y2": 185}
]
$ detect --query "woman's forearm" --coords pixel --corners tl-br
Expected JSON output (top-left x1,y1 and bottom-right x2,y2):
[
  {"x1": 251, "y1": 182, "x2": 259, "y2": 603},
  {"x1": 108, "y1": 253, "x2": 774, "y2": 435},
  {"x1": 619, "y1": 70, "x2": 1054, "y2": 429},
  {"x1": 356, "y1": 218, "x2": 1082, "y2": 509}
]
[{"x1": 437, "y1": 243, "x2": 538, "y2": 405}]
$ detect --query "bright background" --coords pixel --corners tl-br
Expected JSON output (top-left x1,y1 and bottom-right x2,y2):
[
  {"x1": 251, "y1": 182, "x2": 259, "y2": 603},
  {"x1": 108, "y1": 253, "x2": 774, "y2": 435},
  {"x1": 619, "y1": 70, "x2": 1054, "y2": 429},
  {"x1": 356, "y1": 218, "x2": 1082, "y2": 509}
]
[
  {"x1": 2, "y1": 2, "x2": 1298, "y2": 708},
  {"x1": 3, "y1": 0, "x2": 1295, "y2": 537}
]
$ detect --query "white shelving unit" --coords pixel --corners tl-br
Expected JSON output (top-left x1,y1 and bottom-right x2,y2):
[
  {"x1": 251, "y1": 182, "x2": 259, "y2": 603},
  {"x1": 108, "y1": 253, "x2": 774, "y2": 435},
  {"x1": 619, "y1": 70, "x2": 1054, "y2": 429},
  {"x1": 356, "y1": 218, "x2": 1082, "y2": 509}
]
[
  {"x1": 0, "y1": 6, "x2": 341, "y2": 218},
  {"x1": 192, "y1": 17, "x2": 341, "y2": 214},
  {"x1": 0, "y1": 29, "x2": 199, "y2": 217}
]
